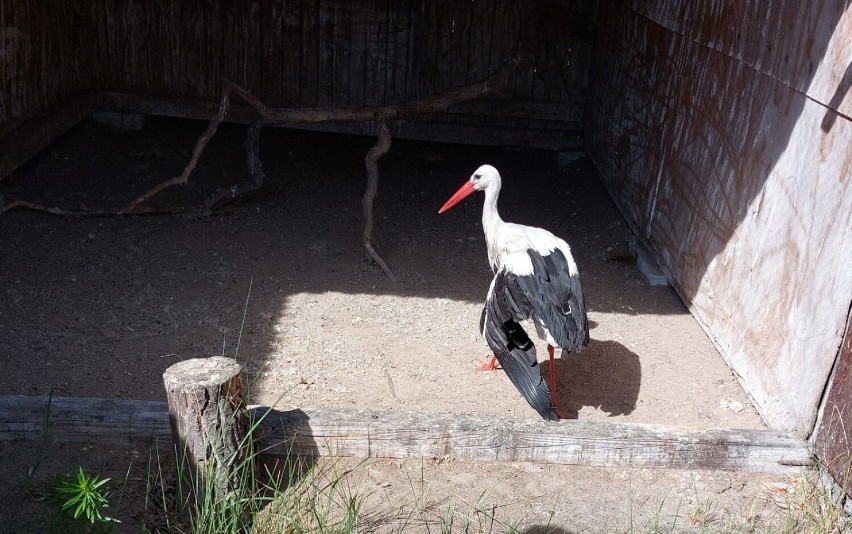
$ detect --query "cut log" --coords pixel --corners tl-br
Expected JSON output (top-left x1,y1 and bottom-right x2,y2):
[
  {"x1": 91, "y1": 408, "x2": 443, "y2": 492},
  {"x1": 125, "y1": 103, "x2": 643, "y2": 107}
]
[
  {"x1": 0, "y1": 395, "x2": 811, "y2": 474},
  {"x1": 162, "y1": 357, "x2": 249, "y2": 506}
]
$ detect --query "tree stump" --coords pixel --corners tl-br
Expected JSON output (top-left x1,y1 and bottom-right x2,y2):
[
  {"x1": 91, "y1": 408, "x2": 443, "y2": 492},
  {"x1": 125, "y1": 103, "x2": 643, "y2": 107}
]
[{"x1": 162, "y1": 357, "x2": 249, "y2": 509}]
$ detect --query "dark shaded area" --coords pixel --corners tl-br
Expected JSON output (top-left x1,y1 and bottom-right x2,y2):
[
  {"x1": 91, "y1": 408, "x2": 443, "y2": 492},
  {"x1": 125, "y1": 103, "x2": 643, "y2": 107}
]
[
  {"x1": 545, "y1": 340, "x2": 641, "y2": 420},
  {"x1": 821, "y1": 61, "x2": 852, "y2": 132}
]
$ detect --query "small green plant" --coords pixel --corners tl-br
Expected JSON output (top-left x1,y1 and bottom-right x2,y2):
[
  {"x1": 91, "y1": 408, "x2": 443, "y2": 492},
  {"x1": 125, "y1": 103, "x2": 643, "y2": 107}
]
[{"x1": 49, "y1": 468, "x2": 119, "y2": 526}]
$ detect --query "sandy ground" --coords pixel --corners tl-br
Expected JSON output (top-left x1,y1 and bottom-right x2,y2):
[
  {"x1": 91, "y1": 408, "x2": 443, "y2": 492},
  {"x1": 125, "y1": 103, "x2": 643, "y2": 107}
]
[{"x1": 0, "y1": 116, "x2": 795, "y2": 531}]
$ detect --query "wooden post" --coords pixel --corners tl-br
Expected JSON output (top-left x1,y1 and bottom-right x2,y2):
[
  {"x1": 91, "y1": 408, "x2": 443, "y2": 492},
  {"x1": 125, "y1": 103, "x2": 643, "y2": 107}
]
[{"x1": 162, "y1": 357, "x2": 249, "y2": 509}]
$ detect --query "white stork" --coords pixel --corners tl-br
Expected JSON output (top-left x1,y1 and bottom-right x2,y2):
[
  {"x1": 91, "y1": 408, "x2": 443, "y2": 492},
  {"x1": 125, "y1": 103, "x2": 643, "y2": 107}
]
[{"x1": 439, "y1": 164, "x2": 589, "y2": 420}]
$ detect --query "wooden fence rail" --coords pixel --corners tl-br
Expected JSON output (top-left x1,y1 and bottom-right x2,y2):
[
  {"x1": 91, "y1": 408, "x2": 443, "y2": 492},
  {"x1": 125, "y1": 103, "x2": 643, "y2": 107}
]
[{"x1": 0, "y1": 394, "x2": 811, "y2": 474}]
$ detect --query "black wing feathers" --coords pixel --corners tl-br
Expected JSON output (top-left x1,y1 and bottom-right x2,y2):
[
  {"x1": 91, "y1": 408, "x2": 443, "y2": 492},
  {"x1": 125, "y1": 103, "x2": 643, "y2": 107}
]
[
  {"x1": 481, "y1": 270, "x2": 559, "y2": 421},
  {"x1": 516, "y1": 248, "x2": 588, "y2": 351}
]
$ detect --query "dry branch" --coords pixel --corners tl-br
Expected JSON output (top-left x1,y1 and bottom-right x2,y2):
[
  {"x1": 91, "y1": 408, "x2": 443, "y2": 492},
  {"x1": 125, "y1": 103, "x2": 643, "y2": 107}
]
[
  {"x1": 1, "y1": 53, "x2": 523, "y2": 276},
  {"x1": 363, "y1": 121, "x2": 396, "y2": 281},
  {"x1": 122, "y1": 93, "x2": 231, "y2": 214}
]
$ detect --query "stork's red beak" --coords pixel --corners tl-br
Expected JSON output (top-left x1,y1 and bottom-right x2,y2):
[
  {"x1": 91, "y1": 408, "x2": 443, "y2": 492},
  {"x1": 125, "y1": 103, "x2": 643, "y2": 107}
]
[{"x1": 438, "y1": 180, "x2": 476, "y2": 214}]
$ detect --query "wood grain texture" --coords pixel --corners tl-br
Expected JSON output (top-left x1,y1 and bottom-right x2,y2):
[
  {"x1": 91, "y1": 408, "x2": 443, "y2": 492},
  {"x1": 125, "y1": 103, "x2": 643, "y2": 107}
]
[
  {"x1": 299, "y1": 0, "x2": 319, "y2": 107},
  {"x1": 585, "y1": 2, "x2": 852, "y2": 434},
  {"x1": 0, "y1": 395, "x2": 811, "y2": 474},
  {"x1": 316, "y1": 0, "x2": 335, "y2": 106},
  {"x1": 1, "y1": 0, "x2": 593, "y2": 154},
  {"x1": 330, "y1": 0, "x2": 352, "y2": 107},
  {"x1": 203, "y1": 0, "x2": 223, "y2": 100},
  {"x1": 182, "y1": 1, "x2": 206, "y2": 100},
  {"x1": 635, "y1": 1, "x2": 852, "y2": 117},
  {"x1": 281, "y1": 0, "x2": 301, "y2": 106},
  {"x1": 163, "y1": 357, "x2": 249, "y2": 500},
  {"x1": 813, "y1": 311, "x2": 852, "y2": 498}
]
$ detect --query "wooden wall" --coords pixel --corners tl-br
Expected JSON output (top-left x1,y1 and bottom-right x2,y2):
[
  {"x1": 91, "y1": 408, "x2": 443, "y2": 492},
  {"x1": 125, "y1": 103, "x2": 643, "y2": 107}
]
[
  {"x1": 0, "y1": 0, "x2": 598, "y2": 155},
  {"x1": 814, "y1": 312, "x2": 852, "y2": 498},
  {"x1": 0, "y1": 1, "x2": 93, "y2": 135},
  {"x1": 585, "y1": 1, "x2": 852, "y2": 435}
]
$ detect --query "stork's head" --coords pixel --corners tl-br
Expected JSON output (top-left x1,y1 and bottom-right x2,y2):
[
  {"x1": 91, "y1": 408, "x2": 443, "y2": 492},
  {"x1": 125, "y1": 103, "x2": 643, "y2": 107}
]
[{"x1": 438, "y1": 165, "x2": 501, "y2": 213}]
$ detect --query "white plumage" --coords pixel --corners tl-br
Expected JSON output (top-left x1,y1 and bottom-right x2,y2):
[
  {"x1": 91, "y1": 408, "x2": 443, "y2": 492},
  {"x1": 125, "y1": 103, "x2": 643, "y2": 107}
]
[{"x1": 439, "y1": 164, "x2": 589, "y2": 420}]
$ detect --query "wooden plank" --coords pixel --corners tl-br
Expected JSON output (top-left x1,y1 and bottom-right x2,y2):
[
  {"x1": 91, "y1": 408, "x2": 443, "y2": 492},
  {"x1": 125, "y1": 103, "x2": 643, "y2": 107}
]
[
  {"x1": 0, "y1": 396, "x2": 171, "y2": 446},
  {"x1": 0, "y1": 395, "x2": 811, "y2": 474},
  {"x1": 448, "y1": 100, "x2": 583, "y2": 122},
  {"x1": 467, "y1": 0, "x2": 495, "y2": 83},
  {"x1": 221, "y1": 0, "x2": 244, "y2": 86},
  {"x1": 203, "y1": 0, "x2": 223, "y2": 100},
  {"x1": 127, "y1": 0, "x2": 149, "y2": 90},
  {"x1": 95, "y1": 91, "x2": 582, "y2": 150},
  {"x1": 433, "y1": 0, "x2": 453, "y2": 94},
  {"x1": 243, "y1": 0, "x2": 264, "y2": 95},
  {"x1": 330, "y1": 0, "x2": 352, "y2": 106},
  {"x1": 182, "y1": 1, "x2": 207, "y2": 100},
  {"x1": 280, "y1": 0, "x2": 301, "y2": 105},
  {"x1": 296, "y1": 120, "x2": 583, "y2": 150},
  {"x1": 346, "y1": 1, "x2": 365, "y2": 106},
  {"x1": 145, "y1": 0, "x2": 172, "y2": 95},
  {"x1": 260, "y1": 0, "x2": 285, "y2": 105},
  {"x1": 383, "y1": 0, "x2": 409, "y2": 104},
  {"x1": 449, "y1": 0, "x2": 472, "y2": 88},
  {"x1": 0, "y1": 93, "x2": 97, "y2": 181},
  {"x1": 361, "y1": 0, "x2": 386, "y2": 106},
  {"x1": 635, "y1": 1, "x2": 852, "y2": 116},
  {"x1": 89, "y1": 0, "x2": 112, "y2": 90},
  {"x1": 17, "y1": 0, "x2": 40, "y2": 120},
  {"x1": 168, "y1": 0, "x2": 188, "y2": 96},
  {"x1": 299, "y1": 0, "x2": 319, "y2": 106},
  {"x1": 316, "y1": 0, "x2": 335, "y2": 106},
  {"x1": 409, "y1": 1, "x2": 435, "y2": 100},
  {"x1": 813, "y1": 310, "x2": 852, "y2": 498},
  {"x1": 402, "y1": 1, "x2": 418, "y2": 101}
]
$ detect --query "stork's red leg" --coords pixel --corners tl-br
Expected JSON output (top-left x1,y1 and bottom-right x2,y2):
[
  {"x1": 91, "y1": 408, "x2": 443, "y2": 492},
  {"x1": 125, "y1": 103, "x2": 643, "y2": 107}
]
[
  {"x1": 547, "y1": 345, "x2": 564, "y2": 419},
  {"x1": 476, "y1": 354, "x2": 501, "y2": 371}
]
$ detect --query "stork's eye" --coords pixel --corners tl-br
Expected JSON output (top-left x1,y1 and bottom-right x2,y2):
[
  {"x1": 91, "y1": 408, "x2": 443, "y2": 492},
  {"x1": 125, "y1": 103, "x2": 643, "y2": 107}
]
[{"x1": 473, "y1": 173, "x2": 482, "y2": 181}]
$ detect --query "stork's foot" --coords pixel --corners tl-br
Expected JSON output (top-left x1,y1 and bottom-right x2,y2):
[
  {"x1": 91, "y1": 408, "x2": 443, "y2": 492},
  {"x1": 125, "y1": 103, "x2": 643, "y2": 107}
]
[{"x1": 476, "y1": 354, "x2": 501, "y2": 371}]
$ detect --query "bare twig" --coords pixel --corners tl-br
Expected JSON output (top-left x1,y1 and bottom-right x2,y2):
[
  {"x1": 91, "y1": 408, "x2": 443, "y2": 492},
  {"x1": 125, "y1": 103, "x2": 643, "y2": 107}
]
[
  {"x1": 121, "y1": 93, "x2": 231, "y2": 214},
  {"x1": 363, "y1": 121, "x2": 397, "y2": 281},
  {"x1": 203, "y1": 119, "x2": 267, "y2": 211},
  {"x1": 1, "y1": 53, "x2": 524, "y2": 279}
]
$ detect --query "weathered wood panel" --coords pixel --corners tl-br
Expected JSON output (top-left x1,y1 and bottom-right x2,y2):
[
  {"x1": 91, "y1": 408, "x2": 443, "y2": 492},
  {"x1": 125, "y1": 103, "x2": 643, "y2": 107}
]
[
  {"x1": 585, "y1": 2, "x2": 852, "y2": 435},
  {"x1": 813, "y1": 311, "x2": 852, "y2": 498},
  {"x1": 0, "y1": 395, "x2": 811, "y2": 474},
  {"x1": 638, "y1": 1, "x2": 852, "y2": 118},
  {"x1": 0, "y1": 1, "x2": 85, "y2": 137},
  {"x1": 1, "y1": 0, "x2": 593, "y2": 156}
]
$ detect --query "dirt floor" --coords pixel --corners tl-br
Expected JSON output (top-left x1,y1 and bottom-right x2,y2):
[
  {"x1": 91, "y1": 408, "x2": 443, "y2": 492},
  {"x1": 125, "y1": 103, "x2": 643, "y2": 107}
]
[{"x1": 0, "y1": 116, "x2": 800, "y2": 531}]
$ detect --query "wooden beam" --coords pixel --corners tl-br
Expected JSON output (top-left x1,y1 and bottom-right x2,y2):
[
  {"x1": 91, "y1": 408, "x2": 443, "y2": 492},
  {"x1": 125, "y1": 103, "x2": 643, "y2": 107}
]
[
  {"x1": 0, "y1": 93, "x2": 97, "y2": 182},
  {"x1": 259, "y1": 407, "x2": 811, "y2": 474},
  {"x1": 0, "y1": 395, "x2": 811, "y2": 474},
  {"x1": 96, "y1": 92, "x2": 583, "y2": 150}
]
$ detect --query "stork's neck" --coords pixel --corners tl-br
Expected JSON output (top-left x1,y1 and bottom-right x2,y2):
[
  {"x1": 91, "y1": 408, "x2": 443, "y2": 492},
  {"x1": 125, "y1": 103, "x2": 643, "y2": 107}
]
[{"x1": 481, "y1": 183, "x2": 504, "y2": 270}]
